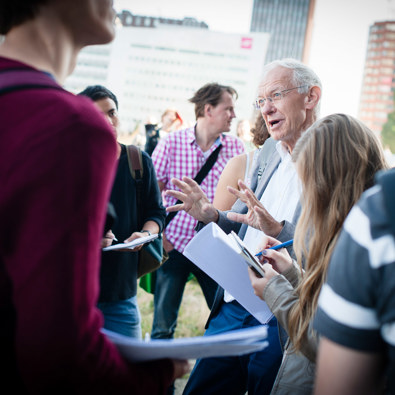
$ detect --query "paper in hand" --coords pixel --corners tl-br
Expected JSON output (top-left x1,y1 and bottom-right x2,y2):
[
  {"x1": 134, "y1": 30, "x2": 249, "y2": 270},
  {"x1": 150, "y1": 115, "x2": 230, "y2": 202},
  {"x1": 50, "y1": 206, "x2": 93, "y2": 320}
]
[{"x1": 102, "y1": 233, "x2": 158, "y2": 251}]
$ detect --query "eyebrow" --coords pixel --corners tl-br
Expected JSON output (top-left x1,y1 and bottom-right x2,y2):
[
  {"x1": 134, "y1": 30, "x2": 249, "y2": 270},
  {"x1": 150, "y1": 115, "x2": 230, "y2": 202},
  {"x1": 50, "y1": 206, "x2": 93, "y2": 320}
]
[{"x1": 258, "y1": 86, "x2": 284, "y2": 98}]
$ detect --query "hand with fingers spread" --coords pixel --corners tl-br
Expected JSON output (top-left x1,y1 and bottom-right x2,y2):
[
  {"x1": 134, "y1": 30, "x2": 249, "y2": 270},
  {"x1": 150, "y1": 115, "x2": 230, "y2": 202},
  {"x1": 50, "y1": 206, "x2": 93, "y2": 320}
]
[
  {"x1": 165, "y1": 176, "x2": 219, "y2": 224},
  {"x1": 225, "y1": 180, "x2": 283, "y2": 236}
]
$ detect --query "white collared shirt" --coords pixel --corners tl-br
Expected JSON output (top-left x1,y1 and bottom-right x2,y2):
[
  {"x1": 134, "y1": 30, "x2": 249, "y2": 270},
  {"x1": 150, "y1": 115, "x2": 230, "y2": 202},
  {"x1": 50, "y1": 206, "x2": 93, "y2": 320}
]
[{"x1": 224, "y1": 141, "x2": 301, "y2": 303}]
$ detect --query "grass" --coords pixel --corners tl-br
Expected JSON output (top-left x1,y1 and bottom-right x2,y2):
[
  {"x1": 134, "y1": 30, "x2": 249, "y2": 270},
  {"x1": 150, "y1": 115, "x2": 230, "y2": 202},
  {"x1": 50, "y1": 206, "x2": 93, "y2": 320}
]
[
  {"x1": 137, "y1": 276, "x2": 210, "y2": 338},
  {"x1": 137, "y1": 278, "x2": 212, "y2": 394}
]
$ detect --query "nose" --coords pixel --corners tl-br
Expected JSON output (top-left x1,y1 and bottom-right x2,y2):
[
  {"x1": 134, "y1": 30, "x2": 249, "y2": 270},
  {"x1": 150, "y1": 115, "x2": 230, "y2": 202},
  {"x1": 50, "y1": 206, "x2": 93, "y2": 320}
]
[
  {"x1": 260, "y1": 100, "x2": 275, "y2": 115},
  {"x1": 106, "y1": 115, "x2": 115, "y2": 127}
]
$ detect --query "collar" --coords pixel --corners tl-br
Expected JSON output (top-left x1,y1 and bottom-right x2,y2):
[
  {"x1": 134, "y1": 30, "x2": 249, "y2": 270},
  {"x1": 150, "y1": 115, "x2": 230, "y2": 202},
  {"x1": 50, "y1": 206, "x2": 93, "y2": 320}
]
[
  {"x1": 188, "y1": 124, "x2": 224, "y2": 151},
  {"x1": 276, "y1": 141, "x2": 292, "y2": 161}
]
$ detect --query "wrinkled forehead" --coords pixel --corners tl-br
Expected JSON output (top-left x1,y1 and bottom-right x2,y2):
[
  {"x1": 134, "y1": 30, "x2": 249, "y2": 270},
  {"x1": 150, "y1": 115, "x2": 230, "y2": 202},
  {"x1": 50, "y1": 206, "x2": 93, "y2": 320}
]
[{"x1": 257, "y1": 66, "x2": 294, "y2": 96}]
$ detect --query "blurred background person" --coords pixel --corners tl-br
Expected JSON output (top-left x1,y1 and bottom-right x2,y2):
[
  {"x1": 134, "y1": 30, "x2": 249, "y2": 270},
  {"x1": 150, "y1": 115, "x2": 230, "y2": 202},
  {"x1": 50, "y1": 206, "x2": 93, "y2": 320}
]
[
  {"x1": 236, "y1": 118, "x2": 255, "y2": 152},
  {"x1": 145, "y1": 108, "x2": 183, "y2": 156}
]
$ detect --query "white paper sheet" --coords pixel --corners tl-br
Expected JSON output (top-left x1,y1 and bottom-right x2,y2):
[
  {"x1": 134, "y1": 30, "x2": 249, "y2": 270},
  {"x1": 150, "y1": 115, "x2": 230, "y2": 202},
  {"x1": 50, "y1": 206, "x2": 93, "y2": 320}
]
[
  {"x1": 102, "y1": 325, "x2": 268, "y2": 362},
  {"x1": 183, "y1": 222, "x2": 273, "y2": 324},
  {"x1": 102, "y1": 233, "x2": 158, "y2": 251}
]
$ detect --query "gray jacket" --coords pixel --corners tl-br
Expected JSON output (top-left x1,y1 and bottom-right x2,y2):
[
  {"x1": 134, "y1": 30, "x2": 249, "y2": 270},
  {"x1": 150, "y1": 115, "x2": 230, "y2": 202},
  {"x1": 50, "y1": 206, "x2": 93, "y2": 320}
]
[
  {"x1": 263, "y1": 264, "x2": 317, "y2": 395},
  {"x1": 200, "y1": 138, "x2": 301, "y2": 329}
]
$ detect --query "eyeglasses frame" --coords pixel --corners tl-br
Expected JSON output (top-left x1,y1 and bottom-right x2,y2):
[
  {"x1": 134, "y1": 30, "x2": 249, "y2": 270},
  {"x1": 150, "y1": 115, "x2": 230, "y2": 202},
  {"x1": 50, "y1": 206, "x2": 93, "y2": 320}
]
[{"x1": 254, "y1": 85, "x2": 309, "y2": 109}]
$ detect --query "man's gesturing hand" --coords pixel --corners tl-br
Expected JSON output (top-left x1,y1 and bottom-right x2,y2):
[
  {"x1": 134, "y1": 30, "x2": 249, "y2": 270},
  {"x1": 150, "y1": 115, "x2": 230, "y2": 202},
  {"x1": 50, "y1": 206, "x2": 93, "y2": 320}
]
[
  {"x1": 165, "y1": 177, "x2": 219, "y2": 224},
  {"x1": 226, "y1": 180, "x2": 283, "y2": 237}
]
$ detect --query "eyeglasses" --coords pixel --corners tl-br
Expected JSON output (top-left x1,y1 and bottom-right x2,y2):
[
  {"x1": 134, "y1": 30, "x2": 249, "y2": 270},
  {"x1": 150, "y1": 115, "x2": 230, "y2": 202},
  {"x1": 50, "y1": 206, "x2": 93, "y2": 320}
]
[{"x1": 254, "y1": 85, "x2": 308, "y2": 109}]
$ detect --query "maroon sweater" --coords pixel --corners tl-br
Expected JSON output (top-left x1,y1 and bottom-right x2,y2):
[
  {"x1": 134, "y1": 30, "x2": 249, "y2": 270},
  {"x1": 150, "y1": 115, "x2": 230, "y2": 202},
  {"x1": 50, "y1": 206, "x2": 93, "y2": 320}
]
[{"x1": 0, "y1": 57, "x2": 173, "y2": 394}]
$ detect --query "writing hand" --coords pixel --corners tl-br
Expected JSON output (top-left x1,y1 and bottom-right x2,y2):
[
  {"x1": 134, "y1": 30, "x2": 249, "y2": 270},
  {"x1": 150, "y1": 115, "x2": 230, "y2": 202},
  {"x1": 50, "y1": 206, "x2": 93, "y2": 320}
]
[
  {"x1": 255, "y1": 235, "x2": 293, "y2": 274},
  {"x1": 101, "y1": 230, "x2": 116, "y2": 248}
]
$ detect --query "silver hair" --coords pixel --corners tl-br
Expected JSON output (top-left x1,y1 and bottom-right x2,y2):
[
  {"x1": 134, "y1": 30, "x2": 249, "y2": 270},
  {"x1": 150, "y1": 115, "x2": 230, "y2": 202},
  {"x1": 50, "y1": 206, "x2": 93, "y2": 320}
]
[{"x1": 262, "y1": 58, "x2": 322, "y2": 118}]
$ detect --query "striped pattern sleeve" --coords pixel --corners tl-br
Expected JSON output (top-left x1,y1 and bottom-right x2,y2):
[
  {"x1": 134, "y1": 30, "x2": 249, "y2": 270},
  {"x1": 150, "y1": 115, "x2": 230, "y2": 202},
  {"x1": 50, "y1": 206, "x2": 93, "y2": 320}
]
[{"x1": 314, "y1": 185, "x2": 395, "y2": 353}]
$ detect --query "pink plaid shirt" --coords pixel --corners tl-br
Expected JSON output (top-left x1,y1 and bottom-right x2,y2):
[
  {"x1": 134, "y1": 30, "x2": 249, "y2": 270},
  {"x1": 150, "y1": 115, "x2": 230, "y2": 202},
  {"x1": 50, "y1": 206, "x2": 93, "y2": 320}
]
[{"x1": 152, "y1": 126, "x2": 245, "y2": 253}]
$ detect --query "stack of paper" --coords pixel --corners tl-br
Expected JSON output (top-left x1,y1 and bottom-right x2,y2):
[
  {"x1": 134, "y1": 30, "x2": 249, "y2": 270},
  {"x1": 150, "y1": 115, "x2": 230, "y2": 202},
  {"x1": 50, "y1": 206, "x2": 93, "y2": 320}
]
[
  {"x1": 103, "y1": 325, "x2": 268, "y2": 362},
  {"x1": 183, "y1": 222, "x2": 273, "y2": 324}
]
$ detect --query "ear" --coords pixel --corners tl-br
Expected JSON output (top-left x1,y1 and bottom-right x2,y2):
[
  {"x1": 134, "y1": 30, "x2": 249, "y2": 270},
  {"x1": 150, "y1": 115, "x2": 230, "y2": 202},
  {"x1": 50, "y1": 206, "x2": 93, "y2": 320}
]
[
  {"x1": 305, "y1": 85, "x2": 321, "y2": 110},
  {"x1": 204, "y1": 103, "x2": 212, "y2": 118}
]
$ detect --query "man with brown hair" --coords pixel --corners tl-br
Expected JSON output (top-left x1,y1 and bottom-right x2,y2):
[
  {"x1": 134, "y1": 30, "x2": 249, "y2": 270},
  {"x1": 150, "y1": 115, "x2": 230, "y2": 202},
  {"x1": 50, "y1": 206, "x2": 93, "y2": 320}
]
[{"x1": 151, "y1": 83, "x2": 245, "y2": 342}]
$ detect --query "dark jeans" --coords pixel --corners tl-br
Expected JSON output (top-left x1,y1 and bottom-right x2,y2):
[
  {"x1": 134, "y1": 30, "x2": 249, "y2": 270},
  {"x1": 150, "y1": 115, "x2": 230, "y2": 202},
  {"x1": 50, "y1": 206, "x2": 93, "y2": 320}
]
[
  {"x1": 151, "y1": 249, "x2": 218, "y2": 339},
  {"x1": 183, "y1": 301, "x2": 282, "y2": 395}
]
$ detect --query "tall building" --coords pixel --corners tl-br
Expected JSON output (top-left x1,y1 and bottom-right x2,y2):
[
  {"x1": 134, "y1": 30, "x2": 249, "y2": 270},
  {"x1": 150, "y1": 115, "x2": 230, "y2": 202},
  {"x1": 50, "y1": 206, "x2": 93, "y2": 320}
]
[
  {"x1": 250, "y1": 0, "x2": 315, "y2": 63},
  {"x1": 65, "y1": 15, "x2": 269, "y2": 139},
  {"x1": 358, "y1": 21, "x2": 395, "y2": 136}
]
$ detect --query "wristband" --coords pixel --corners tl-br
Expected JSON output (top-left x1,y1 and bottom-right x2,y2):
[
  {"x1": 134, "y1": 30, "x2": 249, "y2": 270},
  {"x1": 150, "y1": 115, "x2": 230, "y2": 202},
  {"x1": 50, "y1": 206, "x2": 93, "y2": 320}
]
[{"x1": 140, "y1": 229, "x2": 151, "y2": 236}]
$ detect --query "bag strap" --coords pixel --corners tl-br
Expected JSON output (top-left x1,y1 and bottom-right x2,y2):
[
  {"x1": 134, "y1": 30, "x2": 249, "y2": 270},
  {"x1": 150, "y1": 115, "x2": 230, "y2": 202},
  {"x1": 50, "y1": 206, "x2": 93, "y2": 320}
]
[
  {"x1": 0, "y1": 68, "x2": 63, "y2": 96},
  {"x1": 126, "y1": 145, "x2": 144, "y2": 229},
  {"x1": 126, "y1": 144, "x2": 143, "y2": 180},
  {"x1": 164, "y1": 143, "x2": 222, "y2": 228}
]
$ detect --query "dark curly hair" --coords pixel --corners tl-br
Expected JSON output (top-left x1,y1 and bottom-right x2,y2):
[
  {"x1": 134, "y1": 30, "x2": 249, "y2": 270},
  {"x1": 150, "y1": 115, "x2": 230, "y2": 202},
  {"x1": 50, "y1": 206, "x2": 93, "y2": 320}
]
[
  {"x1": 78, "y1": 85, "x2": 119, "y2": 110},
  {"x1": 0, "y1": 0, "x2": 50, "y2": 35}
]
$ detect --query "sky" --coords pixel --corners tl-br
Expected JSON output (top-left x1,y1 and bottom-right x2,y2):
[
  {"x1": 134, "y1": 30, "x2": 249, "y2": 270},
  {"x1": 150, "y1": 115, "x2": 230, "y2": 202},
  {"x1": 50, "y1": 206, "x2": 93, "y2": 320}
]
[{"x1": 113, "y1": 0, "x2": 393, "y2": 118}]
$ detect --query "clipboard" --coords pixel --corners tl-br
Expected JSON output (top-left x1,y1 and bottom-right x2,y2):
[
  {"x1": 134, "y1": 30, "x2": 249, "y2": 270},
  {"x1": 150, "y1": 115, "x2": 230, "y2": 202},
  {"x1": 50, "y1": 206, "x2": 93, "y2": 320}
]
[{"x1": 230, "y1": 231, "x2": 265, "y2": 277}]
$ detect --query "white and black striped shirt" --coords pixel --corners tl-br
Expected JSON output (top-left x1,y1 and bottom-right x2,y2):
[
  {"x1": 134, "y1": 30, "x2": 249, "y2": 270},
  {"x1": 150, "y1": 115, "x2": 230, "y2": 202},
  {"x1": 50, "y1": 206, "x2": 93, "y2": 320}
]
[{"x1": 314, "y1": 183, "x2": 395, "y2": 392}]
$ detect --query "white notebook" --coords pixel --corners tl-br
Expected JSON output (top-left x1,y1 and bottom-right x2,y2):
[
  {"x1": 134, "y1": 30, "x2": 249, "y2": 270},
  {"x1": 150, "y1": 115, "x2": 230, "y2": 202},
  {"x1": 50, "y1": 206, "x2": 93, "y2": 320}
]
[
  {"x1": 102, "y1": 233, "x2": 158, "y2": 251},
  {"x1": 183, "y1": 223, "x2": 273, "y2": 324}
]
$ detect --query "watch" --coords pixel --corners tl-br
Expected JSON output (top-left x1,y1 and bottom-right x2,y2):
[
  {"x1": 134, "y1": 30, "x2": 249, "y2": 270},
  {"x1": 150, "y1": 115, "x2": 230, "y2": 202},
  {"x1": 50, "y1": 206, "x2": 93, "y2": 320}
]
[{"x1": 140, "y1": 229, "x2": 151, "y2": 236}]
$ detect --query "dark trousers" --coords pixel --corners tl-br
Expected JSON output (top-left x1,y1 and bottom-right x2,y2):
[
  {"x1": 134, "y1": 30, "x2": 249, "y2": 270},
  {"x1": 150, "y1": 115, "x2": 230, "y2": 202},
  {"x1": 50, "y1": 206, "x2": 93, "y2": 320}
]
[
  {"x1": 151, "y1": 249, "x2": 218, "y2": 339},
  {"x1": 183, "y1": 301, "x2": 282, "y2": 395}
]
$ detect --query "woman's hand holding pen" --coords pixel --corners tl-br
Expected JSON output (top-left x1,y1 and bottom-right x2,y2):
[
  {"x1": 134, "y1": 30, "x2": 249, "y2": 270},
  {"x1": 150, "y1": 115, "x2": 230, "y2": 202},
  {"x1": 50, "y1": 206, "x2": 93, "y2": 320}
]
[
  {"x1": 101, "y1": 230, "x2": 117, "y2": 248},
  {"x1": 256, "y1": 235, "x2": 293, "y2": 274},
  {"x1": 226, "y1": 180, "x2": 283, "y2": 237},
  {"x1": 248, "y1": 235, "x2": 293, "y2": 300}
]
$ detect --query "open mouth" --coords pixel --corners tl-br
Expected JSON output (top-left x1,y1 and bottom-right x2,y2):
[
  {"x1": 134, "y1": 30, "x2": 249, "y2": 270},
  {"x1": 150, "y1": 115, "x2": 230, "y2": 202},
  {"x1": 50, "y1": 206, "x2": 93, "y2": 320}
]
[{"x1": 269, "y1": 120, "x2": 281, "y2": 127}]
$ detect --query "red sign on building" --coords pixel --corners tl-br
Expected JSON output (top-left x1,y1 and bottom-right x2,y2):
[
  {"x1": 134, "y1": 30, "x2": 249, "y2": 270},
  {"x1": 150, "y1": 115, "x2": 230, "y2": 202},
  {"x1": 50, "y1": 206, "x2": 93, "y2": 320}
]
[{"x1": 241, "y1": 37, "x2": 253, "y2": 49}]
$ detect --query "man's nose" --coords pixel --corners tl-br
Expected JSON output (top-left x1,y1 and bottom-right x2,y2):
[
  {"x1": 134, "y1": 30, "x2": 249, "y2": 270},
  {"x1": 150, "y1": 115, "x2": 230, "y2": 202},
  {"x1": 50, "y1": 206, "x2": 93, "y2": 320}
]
[
  {"x1": 107, "y1": 116, "x2": 115, "y2": 126},
  {"x1": 260, "y1": 100, "x2": 275, "y2": 115}
]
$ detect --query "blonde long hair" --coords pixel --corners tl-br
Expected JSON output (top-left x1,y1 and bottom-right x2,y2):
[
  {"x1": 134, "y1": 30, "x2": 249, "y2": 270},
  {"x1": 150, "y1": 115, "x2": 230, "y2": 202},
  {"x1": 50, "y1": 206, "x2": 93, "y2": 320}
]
[{"x1": 288, "y1": 113, "x2": 388, "y2": 352}]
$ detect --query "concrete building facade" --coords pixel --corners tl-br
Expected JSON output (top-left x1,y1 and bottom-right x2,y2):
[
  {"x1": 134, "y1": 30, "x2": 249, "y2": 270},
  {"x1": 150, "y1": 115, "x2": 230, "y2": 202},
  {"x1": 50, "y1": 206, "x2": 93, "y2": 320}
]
[{"x1": 358, "y1": 21, "x2": 395, "y2": 136}]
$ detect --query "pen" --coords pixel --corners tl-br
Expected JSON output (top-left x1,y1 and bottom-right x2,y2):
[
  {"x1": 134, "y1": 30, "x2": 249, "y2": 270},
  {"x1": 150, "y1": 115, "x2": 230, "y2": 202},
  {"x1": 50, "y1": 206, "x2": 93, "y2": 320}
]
[{"x1": 255, "y1": 239, "x2": 293, "y2": 257}]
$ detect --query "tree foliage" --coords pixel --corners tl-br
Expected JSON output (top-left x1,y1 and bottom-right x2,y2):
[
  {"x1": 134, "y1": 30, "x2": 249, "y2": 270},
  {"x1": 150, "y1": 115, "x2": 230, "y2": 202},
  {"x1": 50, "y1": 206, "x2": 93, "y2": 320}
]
[{"x1": 381, "y1": 93, "x2": 395, "y2": 153}]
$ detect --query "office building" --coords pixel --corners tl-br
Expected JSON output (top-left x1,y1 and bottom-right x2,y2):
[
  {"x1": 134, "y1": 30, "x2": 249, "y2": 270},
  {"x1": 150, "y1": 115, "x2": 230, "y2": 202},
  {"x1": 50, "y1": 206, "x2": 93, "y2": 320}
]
[
  {"x1": 117, "y1": 10, "x2": 209, "y2": 29},
  {"x1": 65, "y1": 21, "x2": 269, "y2": 138},
  {"x1": 250, "y1": 0, "x2": 315, "y2": 63},
  {"x1": 358, "y1": 21, "x2": 395, "y2": 136}
]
